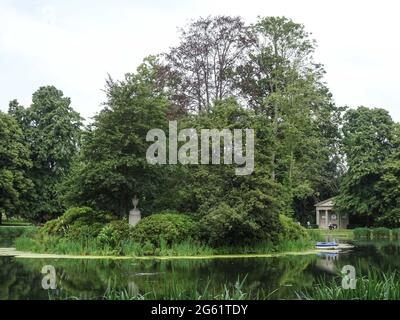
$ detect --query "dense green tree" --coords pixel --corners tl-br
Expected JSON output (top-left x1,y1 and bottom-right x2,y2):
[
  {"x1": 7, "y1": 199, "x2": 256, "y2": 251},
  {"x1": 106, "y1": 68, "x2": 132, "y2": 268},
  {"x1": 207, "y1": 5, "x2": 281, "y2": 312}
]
[
  {"x1": 236, "y1": 16, "x2": 343, "y2": 221},
  {"x1": 335, "y1": 107, "x2": 397, "y2": 226},
  {"x1": 178, "y1": 98, "x2": 284, "y2": 245},
  {"x1": 0, "y1": 112, "x2": 32, "y2": 224},
  {"x1": 8, "y1": 86, "x2": 82, "y2": 221},
  {"x1": 63, "y1": 58, "x2": 177, "y2": 217}
]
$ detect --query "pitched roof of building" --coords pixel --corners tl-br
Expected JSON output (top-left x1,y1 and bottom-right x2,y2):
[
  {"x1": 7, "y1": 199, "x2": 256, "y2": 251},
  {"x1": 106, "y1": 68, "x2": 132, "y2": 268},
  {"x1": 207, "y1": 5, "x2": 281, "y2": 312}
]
[{"x1": 314, "y1": 197, "x2": 335, "y2": 207}]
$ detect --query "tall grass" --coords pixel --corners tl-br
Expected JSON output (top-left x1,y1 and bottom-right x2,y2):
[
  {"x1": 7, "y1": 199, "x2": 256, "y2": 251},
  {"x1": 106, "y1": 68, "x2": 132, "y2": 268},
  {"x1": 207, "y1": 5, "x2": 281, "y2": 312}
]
[
  {"x1": 15, "y1": 234, "x2": 314, "y2": 257},
  {"x1": 69, "y1": 269, "x2": 400, "y2": 300},
  {"x1": 353, "y1": 228, "x2": 372, "y2": 240},
  {"x1": 0, "y1": 226, "x2": 37, "y2": 246},
  {"x1": 392, "y1": 229, "x2": 400, "y2": 240},
  {"x1": 299, "y1": 269, "x2": 400, "y2": 300},
  {"x1": 101, "y1": 276, "x2": 267, "y2": 300},
  {"x1": 373, "y1": 227, "x2": 391, "y2": 239},
  {"x1": 0, "y1": 226, "x2": 37, "y2": 239}
]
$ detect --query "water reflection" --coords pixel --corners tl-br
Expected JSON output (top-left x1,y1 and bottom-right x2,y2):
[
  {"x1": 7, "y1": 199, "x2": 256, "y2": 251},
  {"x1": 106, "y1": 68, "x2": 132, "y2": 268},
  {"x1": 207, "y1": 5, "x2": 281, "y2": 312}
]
[{"x1": 0, "y1": 241, "x2": 399, "y2": 300}]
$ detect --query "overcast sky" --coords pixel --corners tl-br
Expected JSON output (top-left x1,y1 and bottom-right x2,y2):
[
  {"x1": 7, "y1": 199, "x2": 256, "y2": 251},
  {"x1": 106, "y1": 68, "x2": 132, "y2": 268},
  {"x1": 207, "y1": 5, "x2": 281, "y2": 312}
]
[{"x1": 1, "y1": 0, "x2": 399, "y2": 122}]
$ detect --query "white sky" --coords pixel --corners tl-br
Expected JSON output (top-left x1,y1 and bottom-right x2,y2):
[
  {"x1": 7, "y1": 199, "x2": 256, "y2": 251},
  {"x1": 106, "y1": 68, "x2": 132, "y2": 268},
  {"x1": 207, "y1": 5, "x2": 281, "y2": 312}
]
[{"x1": 1, "y1": 0, "x2": 399, "y2": 122}]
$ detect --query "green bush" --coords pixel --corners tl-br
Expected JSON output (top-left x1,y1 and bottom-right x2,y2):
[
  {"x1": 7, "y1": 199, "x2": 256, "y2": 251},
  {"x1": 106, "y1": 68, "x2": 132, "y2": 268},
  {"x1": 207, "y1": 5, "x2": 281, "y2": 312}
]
[
  {"x1": 392, "y1": 228, "x2": 400, "y2": 240},
  {"x1": 142, "y1": 241, "x2": 156, "y2": 255},
  {"x1": 131, "y1": 213, "x2": 196, "y2": 246},
  {"x1": 373, "y1": 227, "x2": 391, "y2": 239},
  {"x1": 97, "y1": 220, "x2": 133, "y2": 247},
  {"x1": 65, "y1": 221, "x2": 105, "y2": 240},
  {"x1": 353, "y1": 228, "x2": 372, "y2": 239},
  {"x1": 278, "y1": 215, "x2": 309, "y2": 242},
  {"x1": 197, "y1": 203, "x2": 262, "y2": 247},
  {"x1": 40, "y1": 207, "x2": 116, "y2": 238}
]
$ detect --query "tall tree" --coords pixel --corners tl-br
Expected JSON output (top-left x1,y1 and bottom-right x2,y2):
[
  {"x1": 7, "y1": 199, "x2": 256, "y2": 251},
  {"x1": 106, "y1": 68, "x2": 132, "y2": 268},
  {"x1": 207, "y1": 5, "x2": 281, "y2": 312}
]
[
  {"x1": 63, "y1": 58, "x2": 176, "y2": 217},
  {"x1": 236, "y1": 17, "x2": 342, "y2": 220},
  {"x1": 166, "y1": 16, "x2": 254, "y2": 112},
  {"x1": 8, "y1": 86, "x2": 82, "y2": 221},
  {"x1": 335, "y1": 107, "x2": 396, "y2": 226},
  {"x1": 0, "y1": 112, "x2": 32, "y2": 224}
]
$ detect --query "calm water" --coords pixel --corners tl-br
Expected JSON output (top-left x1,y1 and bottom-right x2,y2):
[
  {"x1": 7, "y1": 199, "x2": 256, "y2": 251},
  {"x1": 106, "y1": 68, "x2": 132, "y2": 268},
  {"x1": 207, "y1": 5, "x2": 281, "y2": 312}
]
[{"x1": 1, "y1": 239, "x2": 400, "y2": 300}]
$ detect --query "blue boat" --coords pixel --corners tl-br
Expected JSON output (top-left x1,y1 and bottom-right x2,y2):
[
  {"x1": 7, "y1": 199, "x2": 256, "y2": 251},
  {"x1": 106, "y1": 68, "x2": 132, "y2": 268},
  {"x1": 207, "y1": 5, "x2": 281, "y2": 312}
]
[{"x1": 315, "y1": 242, "x2": 339, "y2": 249}]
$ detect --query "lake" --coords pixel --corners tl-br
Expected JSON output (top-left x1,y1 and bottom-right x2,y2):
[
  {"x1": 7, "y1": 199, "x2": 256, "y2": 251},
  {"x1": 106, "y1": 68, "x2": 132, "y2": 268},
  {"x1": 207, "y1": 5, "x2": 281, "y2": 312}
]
[{"x1": 1, "y1": 235, "x2": 400, "y2": 300}]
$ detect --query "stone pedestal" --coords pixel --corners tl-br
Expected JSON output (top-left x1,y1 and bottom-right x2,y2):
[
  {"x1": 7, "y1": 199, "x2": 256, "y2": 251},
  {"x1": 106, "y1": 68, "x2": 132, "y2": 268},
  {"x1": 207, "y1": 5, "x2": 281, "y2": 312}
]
[
  {"x1": 129, "y1": 209, "x2": 141, "y2": 226},
  {"x1": 129, "y1": 196, "x2": 141, "y2": 226}
]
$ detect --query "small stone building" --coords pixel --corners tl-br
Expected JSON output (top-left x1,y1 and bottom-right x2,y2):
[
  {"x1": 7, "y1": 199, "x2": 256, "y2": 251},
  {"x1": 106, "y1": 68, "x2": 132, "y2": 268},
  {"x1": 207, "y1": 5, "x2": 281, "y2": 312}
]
[{"x1": 315, "y1": 198, "x2": 349, "y2": 229}]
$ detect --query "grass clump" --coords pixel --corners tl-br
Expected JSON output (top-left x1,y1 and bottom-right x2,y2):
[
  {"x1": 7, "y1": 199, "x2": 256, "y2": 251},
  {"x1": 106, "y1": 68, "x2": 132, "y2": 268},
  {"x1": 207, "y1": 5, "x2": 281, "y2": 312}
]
[
  {"x1": 373, "y1": 227, "x2": 391, "y2": 239},
  {"x1": 392, "y1": 229, "x2": 400, "y2": 240},
  {"x1": 299, "y1": 269, "x2": 400, "y2": 300},
  {"x1": 353, "y1": 228, "x2": 372, "y2": 240}
]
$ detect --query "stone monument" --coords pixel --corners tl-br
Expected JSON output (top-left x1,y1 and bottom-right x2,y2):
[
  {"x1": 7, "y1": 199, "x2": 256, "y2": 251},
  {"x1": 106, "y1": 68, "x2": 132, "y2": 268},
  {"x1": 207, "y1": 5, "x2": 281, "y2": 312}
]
[{"x1": 129, "y1": 195, "x2": 141, "y2": 226}]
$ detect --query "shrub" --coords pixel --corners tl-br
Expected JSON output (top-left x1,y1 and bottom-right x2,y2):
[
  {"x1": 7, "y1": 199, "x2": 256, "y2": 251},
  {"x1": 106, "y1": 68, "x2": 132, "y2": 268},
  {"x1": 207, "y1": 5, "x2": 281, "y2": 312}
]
[
  {"x1": 373, "y1": 227, "x2": 391, "y2": 239},
  {"x1": 40, "y1": 207, "x2": 116, "y2": 238},
  {"x1": 353, "y1": 228, "x2": 372, "y2": 239},
  {"x1": 278, "y1": 215, "x2": 309, "y2": 242},
  {"x1": 197, "y1": 203, "x2": 261, "y2": 247},
  {"x1": 142, "y1": 241, "x2": 156, "y2": 255},
  {"x1": 131, "y1": 213, "x2": 196, "y2": 246},
  {"x1": 65, "y1": 221, "x2": 105, "y2": 240},
  {"x1": 392, "y1": 228, "x2": 400, "y2": 240},
  {"x1": 97, "y1": 220, "x2": 133, "y2": 247}
]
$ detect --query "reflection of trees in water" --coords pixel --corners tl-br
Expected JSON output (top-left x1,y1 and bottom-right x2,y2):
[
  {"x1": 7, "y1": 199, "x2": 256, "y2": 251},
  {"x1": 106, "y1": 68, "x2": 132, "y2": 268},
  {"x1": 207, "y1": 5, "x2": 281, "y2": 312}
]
[
  {"x1": 348, "y1": 241, "x2": 400, "y2": 273},
  {"x1": 309, "y1": 242, "x2": 400, "y2": 286},
  {"x1": 2, "y1": 244, "x2": 399, "y2": 300},
  {"x1": 1, "y1": 256, "x2": 320, "y2": 299},
  {"x1": 0, "y1": 257, "x2": 48, "y2": 300}
]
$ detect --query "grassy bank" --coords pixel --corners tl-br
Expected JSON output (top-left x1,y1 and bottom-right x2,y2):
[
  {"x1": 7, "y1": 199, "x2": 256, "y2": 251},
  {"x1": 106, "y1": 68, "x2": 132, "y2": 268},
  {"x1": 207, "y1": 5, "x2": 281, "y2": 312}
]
[
  {"x1": 0, "y1": 226, "x2": 37, "y2": 247},
  {"x1": 308, "y1": 229, "x2": 354, "y2": 241},
  {"x1": 14, "y1": 234, "x2": 315, "y2": 258}
]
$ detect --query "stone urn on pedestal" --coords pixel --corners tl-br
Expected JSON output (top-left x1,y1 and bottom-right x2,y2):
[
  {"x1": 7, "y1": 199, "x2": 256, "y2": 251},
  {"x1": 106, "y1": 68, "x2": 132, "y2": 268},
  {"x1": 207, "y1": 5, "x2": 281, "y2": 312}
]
[{"x1": 129, "y1": 196, "x2": 141, "y2": 226}]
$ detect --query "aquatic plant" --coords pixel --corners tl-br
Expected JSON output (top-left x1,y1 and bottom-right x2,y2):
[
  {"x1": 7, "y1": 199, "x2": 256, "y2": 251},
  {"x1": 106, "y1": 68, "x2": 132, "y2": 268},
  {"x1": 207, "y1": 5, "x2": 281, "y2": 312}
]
[
  {"x1": 373, "y1": 227, "x2": 391, "y2": 239},
  {"x1": 353, "y1": 228, "x2": 372, "y2": 240},
  {"x1": 299, "y1": 269, "x2": 400, "y2": 300}
]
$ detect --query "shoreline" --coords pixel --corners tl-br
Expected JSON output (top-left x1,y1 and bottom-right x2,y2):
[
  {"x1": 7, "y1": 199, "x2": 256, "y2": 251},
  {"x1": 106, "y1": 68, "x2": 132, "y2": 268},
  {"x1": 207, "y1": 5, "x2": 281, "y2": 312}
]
[{"x1": 0, "y1": 247, "x2": 323, "y2": 260}]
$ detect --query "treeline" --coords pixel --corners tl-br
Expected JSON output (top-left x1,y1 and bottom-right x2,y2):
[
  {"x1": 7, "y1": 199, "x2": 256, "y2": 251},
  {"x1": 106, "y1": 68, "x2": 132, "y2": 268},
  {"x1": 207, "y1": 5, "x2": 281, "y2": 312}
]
[{"x1": 0, "y1": 16, "x2": 399, "y2": 236}]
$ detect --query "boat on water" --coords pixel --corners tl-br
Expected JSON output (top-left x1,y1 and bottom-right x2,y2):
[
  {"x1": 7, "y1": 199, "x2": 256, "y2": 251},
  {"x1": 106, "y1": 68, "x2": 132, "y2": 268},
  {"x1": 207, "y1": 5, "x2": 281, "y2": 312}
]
[{"x1": 315, "y1": 242, "x2": 339, "y2": 250}]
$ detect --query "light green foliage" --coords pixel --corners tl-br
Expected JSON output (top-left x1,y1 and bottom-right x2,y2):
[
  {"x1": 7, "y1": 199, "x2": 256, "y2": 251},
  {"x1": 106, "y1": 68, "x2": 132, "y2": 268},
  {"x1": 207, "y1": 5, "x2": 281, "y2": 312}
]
[
  {"x1": 97, "y1": 220, "x2": 133, "y2": 248},
  {"x1": 392, "y1": 229, "x2": 400, "y2": 240},
  {"x1": 131, "y1": 213, "x2": 196, "y2": 246},
  {"x1": 300, "y1": 269, "x2": 400, "y2": 300},
  {"x1": 40, "y1": 207, "x2": 116, "y2": 239},
  {"x1": 353, "y1": 228, "x2": 372, "y2": 240},
  {"x1": 278, "y1": 214, "x2": 309, "y2": 242},
  {"x1": 373, "y1": 227, "x2": 391, "y2": 239}
]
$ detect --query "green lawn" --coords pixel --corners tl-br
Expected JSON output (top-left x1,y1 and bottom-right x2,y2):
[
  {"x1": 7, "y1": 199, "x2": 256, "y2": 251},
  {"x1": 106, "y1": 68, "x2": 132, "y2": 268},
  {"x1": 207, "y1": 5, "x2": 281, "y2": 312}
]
[{"x1": 308, "y1": 229, "x2": 354, "y2": 241}]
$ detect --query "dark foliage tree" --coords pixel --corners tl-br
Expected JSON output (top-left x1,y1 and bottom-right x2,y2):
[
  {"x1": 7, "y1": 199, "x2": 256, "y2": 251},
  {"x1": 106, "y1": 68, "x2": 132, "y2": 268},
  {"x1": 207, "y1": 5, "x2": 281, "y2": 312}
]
[
  {"x1": 335, "y1": 107, "x2": 397, "y2": 226},
  {"x1": 0, "y1": 112, "x2": 32, "y2": 224},
  {"x1": 8, "y1": 86, "x2": 82, "y2": 221},
  {"x1": 166, "y1": 16, "x2": 254, "y2": 112}
]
